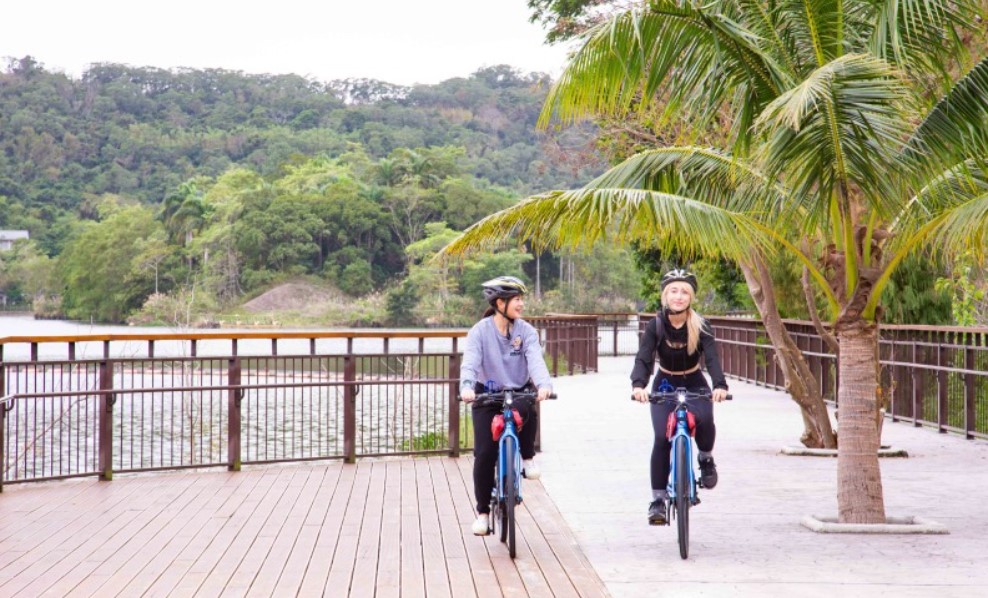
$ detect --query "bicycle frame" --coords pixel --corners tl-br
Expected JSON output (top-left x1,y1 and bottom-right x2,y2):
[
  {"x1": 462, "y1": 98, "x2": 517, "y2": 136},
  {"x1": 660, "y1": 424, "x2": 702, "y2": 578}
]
[
  {"x1": 666, "y1": 393, "x2": 698, "y2": 508},
  {"x1": 494, "y1": 391, "x2": 524, "y2": 506},
  {"x1": 468, "y1": 389, "x2": 555, "y2": 559},
  {"x1": 474, "y1": 389, "x2": 533, "y2": 559},
  {"x1": 643, "y1": 387, "x2": 730, "y2": 559}
]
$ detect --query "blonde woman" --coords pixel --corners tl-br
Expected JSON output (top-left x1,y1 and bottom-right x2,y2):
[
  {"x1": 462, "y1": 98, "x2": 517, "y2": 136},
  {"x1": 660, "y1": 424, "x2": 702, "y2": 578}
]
[{"x1": 630, "y1": 269, "x2": 729, "y2": 525}]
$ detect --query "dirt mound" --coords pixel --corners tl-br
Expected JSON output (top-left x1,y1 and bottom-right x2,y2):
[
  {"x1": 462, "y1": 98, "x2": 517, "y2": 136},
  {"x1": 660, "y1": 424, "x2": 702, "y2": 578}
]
[{"x1": 242, "y1": 281, "x2": 343, "y2": 313}]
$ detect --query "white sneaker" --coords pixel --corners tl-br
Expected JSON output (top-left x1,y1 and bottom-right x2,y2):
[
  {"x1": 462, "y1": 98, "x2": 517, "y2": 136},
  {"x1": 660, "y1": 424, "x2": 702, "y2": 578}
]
[
  {"x1": 472, "y1": 514, "x2": 490, "y2": 536},
  {"x1": 522, "y1": 459, "x2": 540, "y2": 480}
]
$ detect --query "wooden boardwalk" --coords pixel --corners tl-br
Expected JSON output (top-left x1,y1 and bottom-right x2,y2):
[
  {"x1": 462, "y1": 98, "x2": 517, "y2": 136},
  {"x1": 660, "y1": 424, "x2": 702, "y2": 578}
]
[{"x1": 0, "y1": 457, "x2": 608, "y2": 597}]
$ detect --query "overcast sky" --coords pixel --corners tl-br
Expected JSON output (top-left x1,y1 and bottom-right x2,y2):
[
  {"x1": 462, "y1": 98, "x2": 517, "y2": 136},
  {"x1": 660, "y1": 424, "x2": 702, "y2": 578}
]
[{"x1": 1, "y1": 0, "x2": 575, "y2": 86}]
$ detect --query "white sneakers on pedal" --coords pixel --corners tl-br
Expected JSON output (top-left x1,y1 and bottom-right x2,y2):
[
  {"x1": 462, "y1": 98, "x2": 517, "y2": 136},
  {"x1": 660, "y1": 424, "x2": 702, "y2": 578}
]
[
  {"x1": 522, "y1": 459, "x2": 540, "y2": 480},
  {"x1": 472, "y1": 514, "x2": 490, "y2": 536}
]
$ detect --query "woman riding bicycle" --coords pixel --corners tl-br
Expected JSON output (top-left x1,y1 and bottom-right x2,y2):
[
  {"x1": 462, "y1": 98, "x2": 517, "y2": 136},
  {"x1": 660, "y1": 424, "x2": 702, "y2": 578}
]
[
  {"x1": 631, "y1": 268, "x2": 729, "y2": 525},
  {"x1": 460, "y1": 275, "x2": 553, "y2": 536}
]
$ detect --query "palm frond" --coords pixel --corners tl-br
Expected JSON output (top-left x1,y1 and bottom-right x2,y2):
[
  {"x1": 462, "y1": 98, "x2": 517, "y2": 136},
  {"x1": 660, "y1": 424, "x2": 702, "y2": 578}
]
[
  {"x1": 867, "y1": 0, "x2": 981, "y2": 81},
  {"x1": 440, "y1": 187, "x2": 771, "y2": 265},
  {"x1": 870, "y1": 189, "x2": 988, "y2": 316},
  {"x1": 902, "y1": 56, "x2": 988, "y2": 183},
  {"x1": 754, "y1": 53, "x2": 912, "y2": 224},
  {"x1": 736, "y1": 0, "x2": 804, "y2": 78},
  {"x1": 585, "y1": 146, "x2": 792, "y2": 224},
  {"x1": 926, "y1": 191, "x2": 988, "y2": 262},
  {"x1": 777, "y1": 0, "x2": 844, "y2": 67},
  {"x1": 889, "y1": 159, "x2": 988, "y2": 242},
  {"x1": 538, "y1": 1, "x2": 786, "y2": 134}
]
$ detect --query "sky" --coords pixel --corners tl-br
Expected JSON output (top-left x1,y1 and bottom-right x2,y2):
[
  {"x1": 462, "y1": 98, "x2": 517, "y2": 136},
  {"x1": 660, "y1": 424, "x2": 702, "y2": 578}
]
[{"x1": 1, "y1": 0, "x2": 575, "y2": 86}]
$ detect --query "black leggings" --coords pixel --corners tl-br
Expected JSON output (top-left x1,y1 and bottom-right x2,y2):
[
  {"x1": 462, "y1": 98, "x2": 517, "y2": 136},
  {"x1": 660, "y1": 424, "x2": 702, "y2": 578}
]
[
  {"x1": 472, "y1": 402, "x2": 538, "y2": 514},
  {"x1": 649, "y1": 371, "x2": 716, "y2": 490}
]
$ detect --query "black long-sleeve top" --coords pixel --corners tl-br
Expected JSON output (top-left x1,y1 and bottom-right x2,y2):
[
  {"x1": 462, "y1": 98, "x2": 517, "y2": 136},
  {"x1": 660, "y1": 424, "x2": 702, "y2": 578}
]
[{"x1": 630, "y1": 311, "x2": 729, "y2": 391}]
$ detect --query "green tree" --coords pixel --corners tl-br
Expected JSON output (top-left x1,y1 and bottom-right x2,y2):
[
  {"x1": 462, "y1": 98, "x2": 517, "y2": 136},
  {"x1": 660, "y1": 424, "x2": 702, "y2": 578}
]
[
  {"x1": 446, "y1": 0, "x2": 988, "y2": 524},
  {"x1": 59, "y1": 205, "x2": 164, "y2": 322}
]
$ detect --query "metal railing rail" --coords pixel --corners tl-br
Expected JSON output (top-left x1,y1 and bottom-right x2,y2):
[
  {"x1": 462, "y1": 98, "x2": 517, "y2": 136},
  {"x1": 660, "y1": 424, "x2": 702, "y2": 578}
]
[
  {"x1": 0, "y1": 351, "x2": 471, "y2": 489},
  {"x1": 702, "y1": 316, "x2": 988, "y2": 440}
]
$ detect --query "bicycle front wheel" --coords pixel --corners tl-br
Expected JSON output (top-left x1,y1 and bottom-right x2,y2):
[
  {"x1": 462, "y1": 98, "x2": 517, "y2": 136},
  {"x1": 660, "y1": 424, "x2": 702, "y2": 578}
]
[
  {"x1": 502, "y1": 437, "x2": 518, "y2": 558},
  {"x1": 675, "y1": 437, "x2": 690, "y2": 559}
]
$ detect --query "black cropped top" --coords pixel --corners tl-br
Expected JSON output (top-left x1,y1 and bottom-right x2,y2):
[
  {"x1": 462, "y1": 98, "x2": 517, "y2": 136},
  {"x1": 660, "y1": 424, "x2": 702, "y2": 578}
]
[{"x1": 630, "y1": 310, "x2": 728, "y2": 391}]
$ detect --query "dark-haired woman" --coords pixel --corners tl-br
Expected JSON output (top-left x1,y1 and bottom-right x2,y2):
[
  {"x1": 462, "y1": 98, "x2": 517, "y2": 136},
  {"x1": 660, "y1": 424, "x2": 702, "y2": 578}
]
[{"x1": 460, "y1": 276, "x2": 553, "y2": 536}]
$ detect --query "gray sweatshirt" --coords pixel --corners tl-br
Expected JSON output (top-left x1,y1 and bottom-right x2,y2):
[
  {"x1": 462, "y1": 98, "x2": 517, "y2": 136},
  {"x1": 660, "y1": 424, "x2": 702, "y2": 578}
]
[{"x1": 459, "y1": 316, "x2": 553, "y2": 393}]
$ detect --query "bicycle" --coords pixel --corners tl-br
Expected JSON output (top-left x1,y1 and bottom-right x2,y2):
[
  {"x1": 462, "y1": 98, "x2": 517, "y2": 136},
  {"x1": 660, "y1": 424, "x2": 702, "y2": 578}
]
[
  {"x1": 637, "y1": 387, "x2": 731, "y2": 559},
  {"x1": 465, "y1": 389, "x2": 555, "y2": 559}
]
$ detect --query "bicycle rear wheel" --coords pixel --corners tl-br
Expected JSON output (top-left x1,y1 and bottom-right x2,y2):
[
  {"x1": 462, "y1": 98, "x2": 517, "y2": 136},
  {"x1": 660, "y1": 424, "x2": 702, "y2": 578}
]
[
  {"x1": 675, "y1": 437, "x2": 690, "y2": 559},
  {"x1": 503, "y1": 437, "x2": 518, "y2": 558}
]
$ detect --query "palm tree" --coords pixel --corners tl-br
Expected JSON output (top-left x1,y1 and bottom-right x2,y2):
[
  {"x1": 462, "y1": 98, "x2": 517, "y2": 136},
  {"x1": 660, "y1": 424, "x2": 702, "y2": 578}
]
[{"x1": 443, "y1": 0, "x2": 988, "y2": 523}]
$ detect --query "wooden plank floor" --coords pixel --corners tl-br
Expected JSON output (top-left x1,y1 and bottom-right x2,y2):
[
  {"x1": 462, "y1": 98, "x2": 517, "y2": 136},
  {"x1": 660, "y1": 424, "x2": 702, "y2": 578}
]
[{"x1": 0, "y1": 458, "x2": 609, "y2": 597}]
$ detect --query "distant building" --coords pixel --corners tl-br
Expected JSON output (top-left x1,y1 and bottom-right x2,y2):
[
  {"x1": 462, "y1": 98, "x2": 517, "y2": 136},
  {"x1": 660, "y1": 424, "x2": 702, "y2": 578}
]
[{"x1": 0, "y1": 230, "x2": 29, "y2": 251}]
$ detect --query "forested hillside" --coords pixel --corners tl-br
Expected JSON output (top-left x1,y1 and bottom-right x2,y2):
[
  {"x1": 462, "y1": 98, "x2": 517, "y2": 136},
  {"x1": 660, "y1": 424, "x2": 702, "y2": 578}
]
[{"x1": 0, "y1": 57, "x2": 634, "y2": 325}]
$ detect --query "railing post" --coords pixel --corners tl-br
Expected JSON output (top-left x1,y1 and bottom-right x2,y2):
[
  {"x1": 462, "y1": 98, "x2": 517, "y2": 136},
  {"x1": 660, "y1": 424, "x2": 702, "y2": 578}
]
[
  {"x1": 343, "y1": 355, "x2": 357, "y2": 463},
  {"x1": 613, "y1": 320, "x2": 619, "y2": 357},
  {"x1": 448, "y1": 353, "x2": 461, "y2": 457},
  {"x1": 550, "y1": 323, "x2": 559, "y2": 377},
  {"x1": 592, "y1": 318, "x2": 599, "y2": 372},
  {"x1": 0, "y1": 375, "x2": 6, "y2": 492},
  {"x1": 965, "y1": 333, "x2": 976, "y2": 439},
  {"x1": 228, "y1": 357, "x2": 242, "y2": 471},
  {"x1": 566, "y1": 323, "x2": 574, "y2": 376},
  {"x1": 912, "y1": 335, "x2": 924, "y2": 427},
  {"x1": 98, "y1": 360, "x2": 114, "y2": 481},
  {"x1": 937, "y1": 339, "x2": 948, "y2": 433}
]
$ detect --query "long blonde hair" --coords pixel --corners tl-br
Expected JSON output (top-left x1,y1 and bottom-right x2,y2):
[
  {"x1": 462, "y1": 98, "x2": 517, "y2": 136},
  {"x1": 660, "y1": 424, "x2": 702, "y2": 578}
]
[{"x1": 661, "y1": 283, "x2": 705, "y2": 355}]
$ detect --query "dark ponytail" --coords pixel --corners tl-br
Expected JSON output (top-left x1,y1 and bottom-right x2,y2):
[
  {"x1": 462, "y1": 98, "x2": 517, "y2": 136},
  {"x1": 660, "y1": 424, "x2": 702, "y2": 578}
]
[{"x1": 482, "y1": 305, "x2": 496, "y2": 318}]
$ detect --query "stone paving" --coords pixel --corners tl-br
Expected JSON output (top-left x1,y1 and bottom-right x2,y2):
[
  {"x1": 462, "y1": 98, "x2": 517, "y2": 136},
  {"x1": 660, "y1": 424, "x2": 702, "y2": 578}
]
[{"x1": 537, "y1": 357, "x2": 988, "y2": 598}]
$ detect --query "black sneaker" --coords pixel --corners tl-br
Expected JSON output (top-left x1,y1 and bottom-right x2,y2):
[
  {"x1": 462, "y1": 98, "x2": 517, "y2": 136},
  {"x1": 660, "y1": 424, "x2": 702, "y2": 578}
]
[
  {"x1": 699, "y1": 456, "x2": 718, "y2": 489},
  {"x1": 647, "y1": 498, "x2": 668, "y2": 525}
]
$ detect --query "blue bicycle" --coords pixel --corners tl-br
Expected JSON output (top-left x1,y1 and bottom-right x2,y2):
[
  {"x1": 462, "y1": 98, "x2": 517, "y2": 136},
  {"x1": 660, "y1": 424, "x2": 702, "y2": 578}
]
[
  {"x1": 647, "y1": 388, "x2": 731, "y2": 559},
  {"x1": 470, "y1": 389, "x2": 555, "y2": 559}
]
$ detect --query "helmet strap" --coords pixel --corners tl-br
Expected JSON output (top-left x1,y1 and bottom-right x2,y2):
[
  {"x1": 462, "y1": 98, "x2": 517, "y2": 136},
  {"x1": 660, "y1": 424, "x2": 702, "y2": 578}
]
[{"x1": 494, "y1": 297, "x2": 517, "y2": 334}]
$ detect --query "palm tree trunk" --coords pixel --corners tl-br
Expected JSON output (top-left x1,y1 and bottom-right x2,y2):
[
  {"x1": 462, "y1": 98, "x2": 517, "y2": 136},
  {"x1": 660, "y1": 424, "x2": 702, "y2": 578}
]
[
  {"x1": 836, "y1": 320, "x2": 886, "y2": 523},
  {"x1": 740, "y1": 257, "x2": 837, "y2": 448}
]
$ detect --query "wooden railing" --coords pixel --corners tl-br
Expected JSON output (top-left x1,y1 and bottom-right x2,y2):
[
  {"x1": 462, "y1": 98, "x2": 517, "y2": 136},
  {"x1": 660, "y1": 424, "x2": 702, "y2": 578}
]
[
  {"x1": 702, "y1": 317, "x2": 988, "y2": 440},
  {"x1": 0, "y1": 320, "x2": 598, "y2": 488},
  {"x1": 531, "y1": 315, "x2": 599, "y2": 374},
  {"x1": 0, "y1": 351, "x2": 468, "y2": 490}
]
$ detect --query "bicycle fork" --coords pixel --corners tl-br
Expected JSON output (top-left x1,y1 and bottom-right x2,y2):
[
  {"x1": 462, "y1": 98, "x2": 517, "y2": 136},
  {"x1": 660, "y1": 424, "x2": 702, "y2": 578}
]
[{"x1": 667, "y1": 429, "x2": 699, "y2": 509}]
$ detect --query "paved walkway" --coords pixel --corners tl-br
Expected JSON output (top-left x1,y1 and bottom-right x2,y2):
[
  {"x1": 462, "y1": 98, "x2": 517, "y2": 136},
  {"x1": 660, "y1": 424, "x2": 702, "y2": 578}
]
[{"x1": 538, "y1": 357, "x2": 988, "y2": 598}]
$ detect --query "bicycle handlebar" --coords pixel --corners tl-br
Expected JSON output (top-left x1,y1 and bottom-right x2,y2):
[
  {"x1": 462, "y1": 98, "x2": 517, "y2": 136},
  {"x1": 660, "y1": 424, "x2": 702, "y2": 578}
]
[
  {"x1": 458, "y1": 390, "x2": 558, "y2": 404},
  {"x1": 630, "y1": 388, "x2": 733, "y2": 402}
]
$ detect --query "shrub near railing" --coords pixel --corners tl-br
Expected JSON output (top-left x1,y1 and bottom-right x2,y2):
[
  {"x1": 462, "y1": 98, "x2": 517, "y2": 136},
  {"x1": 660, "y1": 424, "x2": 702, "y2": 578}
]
[{"x1": 704, "y1": 317, "x2": 988, "y2": 440}]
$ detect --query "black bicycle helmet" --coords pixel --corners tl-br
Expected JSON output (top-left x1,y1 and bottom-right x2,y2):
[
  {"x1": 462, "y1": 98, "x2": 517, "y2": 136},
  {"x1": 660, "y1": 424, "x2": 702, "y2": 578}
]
[
  {"x1": 481, "y1": 276, "x2": 528, "y2": 304},
  {"x1": 661, "y1": 268, "x2": 698, "y2": 292}
]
